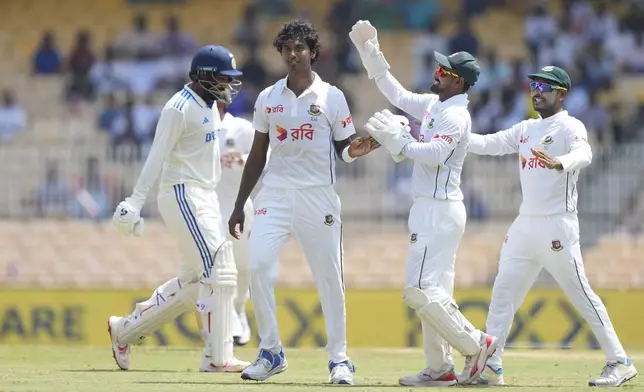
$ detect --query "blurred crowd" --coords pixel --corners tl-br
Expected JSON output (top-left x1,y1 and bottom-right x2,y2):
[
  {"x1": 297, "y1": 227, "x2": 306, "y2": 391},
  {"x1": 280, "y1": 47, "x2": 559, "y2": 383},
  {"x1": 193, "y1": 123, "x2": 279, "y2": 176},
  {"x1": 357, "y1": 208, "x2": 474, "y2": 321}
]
[{"x1": 3, "y1": 0, "x2": 644, "y2": 221}]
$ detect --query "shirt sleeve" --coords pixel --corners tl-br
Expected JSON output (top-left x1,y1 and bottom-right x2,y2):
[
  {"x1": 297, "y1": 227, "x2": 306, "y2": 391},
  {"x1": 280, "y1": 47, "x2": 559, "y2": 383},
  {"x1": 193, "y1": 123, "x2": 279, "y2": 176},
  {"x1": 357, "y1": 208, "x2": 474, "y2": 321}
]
[
  {"x1": 558, "y1": 121, "x2": 592, "y2": 172},
  {"x1": 468, "y1": 122, "x2": 523, "y2": 156},
  {"x1": 129, "y1": 107, "x2": 183, "y2": 208},
  {"x1": 252, "y1": 89, "x2": 269, "y2": 133},
  {"x1": 331, "y1": 90, "x2": 356, "y2": 141},
  {"x1": 374, "y1": 71, "x2": 438, "y2": 121},
  {"x1": 401, "y1": 109, "x2": 465, "y2": 165}
]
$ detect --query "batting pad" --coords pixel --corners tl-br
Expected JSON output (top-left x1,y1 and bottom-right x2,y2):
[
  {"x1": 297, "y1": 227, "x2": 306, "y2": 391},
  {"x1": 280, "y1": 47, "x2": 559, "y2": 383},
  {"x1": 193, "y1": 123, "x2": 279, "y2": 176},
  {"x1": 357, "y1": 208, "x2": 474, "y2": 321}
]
[
  {"x1": 118, "y1": 277, "x2": 199, "y2": 344},
  {"x1": 200, "y1": 241, "x2": 237, "y2": 366},
  {"x1": 403, "y1": 286, "x2": 479, "y2": 356}
]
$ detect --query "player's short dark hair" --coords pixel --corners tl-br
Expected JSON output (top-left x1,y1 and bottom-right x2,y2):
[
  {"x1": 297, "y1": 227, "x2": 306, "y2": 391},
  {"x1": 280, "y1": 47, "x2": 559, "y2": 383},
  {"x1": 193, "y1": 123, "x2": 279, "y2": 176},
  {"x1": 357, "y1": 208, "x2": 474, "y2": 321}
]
[{"x1": 273, "y1": 19, "x2": 321, "y2": 64}]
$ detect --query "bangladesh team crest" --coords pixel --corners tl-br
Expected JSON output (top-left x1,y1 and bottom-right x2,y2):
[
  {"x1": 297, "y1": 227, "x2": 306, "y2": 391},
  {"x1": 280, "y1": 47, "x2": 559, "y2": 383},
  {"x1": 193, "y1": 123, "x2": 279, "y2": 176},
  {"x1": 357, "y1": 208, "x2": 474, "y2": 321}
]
[
  {"x1": 551, "y1": 240, "x2": 563, "y2": 252},
  {"x1": 324, "y1": 214, "x2": 334, "y2": 226},
  {"x1": 410, "y1": 233, "x2": 418, "y2": 243},
  {"x1": 308, "y1": 104, "x2": 321, "y2": 116}
]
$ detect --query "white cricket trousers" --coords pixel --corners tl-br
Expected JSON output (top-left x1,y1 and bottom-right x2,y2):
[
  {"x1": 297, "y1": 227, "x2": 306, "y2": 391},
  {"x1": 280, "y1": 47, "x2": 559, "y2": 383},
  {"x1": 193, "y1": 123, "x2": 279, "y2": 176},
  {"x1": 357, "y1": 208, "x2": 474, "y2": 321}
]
[
  {"x1": 158, "y1": 184, "x2": 228, "y2": 283},
  {"x1": 406, "y1": 197, "x2": 467, "y2": 372},
  {"x1": 219, "y1": 198, "x2": 254, "y2": 315},
  {"x1": 249, "y1": 185, "x2": 348, "y2": 363},
  {"x1": 486, "y1": 213, "x2": 627, "y2": 369}
]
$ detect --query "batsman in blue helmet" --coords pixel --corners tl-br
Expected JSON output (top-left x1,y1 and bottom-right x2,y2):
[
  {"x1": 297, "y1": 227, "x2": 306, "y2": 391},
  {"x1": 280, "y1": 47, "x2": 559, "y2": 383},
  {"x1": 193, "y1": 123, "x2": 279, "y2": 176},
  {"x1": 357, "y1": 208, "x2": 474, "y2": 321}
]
[{"x1": 108, "y1": 44, "x2": 251, "y2": 373}]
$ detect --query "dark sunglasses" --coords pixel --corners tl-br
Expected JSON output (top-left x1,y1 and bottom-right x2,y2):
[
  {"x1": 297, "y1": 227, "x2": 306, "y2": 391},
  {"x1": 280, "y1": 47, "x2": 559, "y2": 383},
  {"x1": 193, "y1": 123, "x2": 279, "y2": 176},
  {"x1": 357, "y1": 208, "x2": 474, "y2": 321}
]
[{"x1": 530, "y1": 81, "x2": 567, "y2": 93}]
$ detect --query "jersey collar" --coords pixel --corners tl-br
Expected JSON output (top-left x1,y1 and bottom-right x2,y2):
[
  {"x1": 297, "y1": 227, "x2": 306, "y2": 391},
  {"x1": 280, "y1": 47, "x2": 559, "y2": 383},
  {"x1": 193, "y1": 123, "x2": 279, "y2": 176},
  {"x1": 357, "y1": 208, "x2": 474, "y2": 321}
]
[
  {"x1": 183, "y1": 84, "x2": 208, "y2": 108},
  {"x1": 435, "y1": 93, "x2": 469, "y2": 108},
  {"x1": 539, "y1": 110, "x2": 568, "y2": 123},
  {"x1": 279, "y1": 72, "x2": 323, "y2": 97}
]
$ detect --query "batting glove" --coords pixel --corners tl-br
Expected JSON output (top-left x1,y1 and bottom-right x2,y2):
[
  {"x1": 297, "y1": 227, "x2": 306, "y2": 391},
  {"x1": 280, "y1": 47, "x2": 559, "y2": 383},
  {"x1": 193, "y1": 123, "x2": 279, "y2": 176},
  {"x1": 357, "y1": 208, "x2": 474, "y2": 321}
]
[
  {"x1": 349, "y1": 20, "x2": 390, "y2": 79},
  {"x1": 112, "y1": 198, "x2": 145, "y2": 237},
  {"x1": 365, "y1": 109, "x2": 414, "y2": 157}
]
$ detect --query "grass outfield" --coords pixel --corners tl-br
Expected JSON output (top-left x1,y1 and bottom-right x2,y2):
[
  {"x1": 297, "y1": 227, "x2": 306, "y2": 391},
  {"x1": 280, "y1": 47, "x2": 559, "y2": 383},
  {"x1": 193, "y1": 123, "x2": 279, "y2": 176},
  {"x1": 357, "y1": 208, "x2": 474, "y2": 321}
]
[{"x1": 0, "y1": 346, "x2": 640, "y2": 391}]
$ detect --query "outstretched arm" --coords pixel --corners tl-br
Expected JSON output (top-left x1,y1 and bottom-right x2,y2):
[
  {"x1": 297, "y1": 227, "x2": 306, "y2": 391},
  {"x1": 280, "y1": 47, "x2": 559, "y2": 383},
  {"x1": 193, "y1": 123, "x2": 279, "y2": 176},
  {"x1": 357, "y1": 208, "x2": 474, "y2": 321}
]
[{"x1": 468, "y1": 122, "x2": 524, "y2": 156}]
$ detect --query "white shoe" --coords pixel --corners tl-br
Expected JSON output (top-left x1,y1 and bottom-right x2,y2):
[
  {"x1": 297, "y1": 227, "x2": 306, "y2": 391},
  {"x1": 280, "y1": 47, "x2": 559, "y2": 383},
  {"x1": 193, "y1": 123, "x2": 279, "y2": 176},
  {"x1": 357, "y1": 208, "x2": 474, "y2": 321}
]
[
  {"x1": 241, "y1": 348, "x2": 288, "y2": 381},
  {"x1": 475, "y1": 365, "x2": 505, "y2": 385},
  {"x1": 458, "y1": 332, "x2": 499, "y2": 385},
  {"x1": 399, "y1": 366, "x2": 457, "y2": 387},
  {"x1": 107, "y1": 316, "x2": 130, "y2": 370},
  {"x1": 234, "y1": 312, "x2": 251, "y2": 346},
  {"x1": 329, "y1": 361, "x2": 356, "y2": 385},
  {"x1": 200, "y1": 356, "x2": 250, "y2": 373},
  {"x1": 589, "y1": 359, "x2": 637, "y2": 387}
]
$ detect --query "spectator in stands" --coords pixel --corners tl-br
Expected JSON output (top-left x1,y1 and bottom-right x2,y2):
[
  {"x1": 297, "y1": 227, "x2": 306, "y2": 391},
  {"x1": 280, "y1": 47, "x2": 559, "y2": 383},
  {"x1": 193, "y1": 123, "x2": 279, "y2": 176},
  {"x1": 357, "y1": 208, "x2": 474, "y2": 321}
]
[
  {"x1": 604, "y1": 19, "x2": 635, "y2": 71},
  {"x1": 472, "y1": 90, "x2": 503, "y2": 135},
  {"x1": 550, "y1": 16, "x2": 581, "y2": 68},
  {"x1": 90, "y1": 46, "x2": 130, "y2": 97},
  {"x1": 98, "y1": 94, "x2": 120, "y2": 132},
  {"x1": 413, "y1": 21, "x2": 447, "y2": 90},
  {"x1": 156, "y1": 15, "x2": 197, "y2": 58},
  {"x1": 32, "y1": 160, "x2": 70, "y2": 218},
  {"x1": 624, "y1": 31, "x2": 644, "y2": 73},
  {"x1": 253, "y1": 0, "x2": 293, "y2": 18},
  {"x1": 524, "y1": 4, "x2": 557, "y2": 59},
  {"x1": 131, "y1": 94, "x2": 159, "y2": 157},
  {"x1": 240, "y1": 45, "x2": 269, "y2": 91},
  {"x1": 447, "y1": 18, "x2": 479, "y2": 57},
  {"x1": 395, "y1": 0, "x2": 442, "y2": 30},
  {"x1": 234, "y1": 5, "x2": 262, "y2": 50},
  {"x1": 476, "y1": 49, "x2": 512, "y2": 92},
  {"x1": 69, "y1": 157, "x2": 112, "y2": 219},
  {"x1": 112, "y1": 13, "x2": 159, "y2": 60},
  {"x1": 623, "y1": 1, "x2": 644, "y2": 34},
  {"x1": 32, "y1": 31, "x2": 61, "y2": 75},
  {"x1": 66, "y1": 30, "x2": 96, "y2": 102},
  {"x1": 108, "y1": 92, "x2": 143, "y2": 161},
  {"x1": 0, "y1": 89, "x2": 26, "y2": 142},
  {"x1": 588, "y1": 1, "x2": 618, "y2": 42},
  {"x1": 582, "y1": 90, "x2": 612, "y2": 145},
  {"x1": 580, "y1": 42, "x2": 615, "y2": 91},
  {"x1": 327, "y1": 0, "x2": 357, "y2": 33}
]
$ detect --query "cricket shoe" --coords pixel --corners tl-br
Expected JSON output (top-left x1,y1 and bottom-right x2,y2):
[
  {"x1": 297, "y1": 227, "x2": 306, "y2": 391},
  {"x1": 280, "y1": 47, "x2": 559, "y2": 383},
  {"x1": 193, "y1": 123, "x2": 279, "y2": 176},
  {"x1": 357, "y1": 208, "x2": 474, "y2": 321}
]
[
  {"x1": 589, "y1": 358, "x2": 637, "y2": 387},
  {"x1": 241, "y1": 348, "x2": 288, "y2": 381},
  {"x1": 329, "y1": 360, "x2": 357, "y2": 385},
  {"x1": 107, "y1": 316, "x2": 130, "y2": 370},
  {"x1": 234, "y1": 311, "x2": 251, "y2": 346},
  {"x1": 200, "y1": 357, "x2": 250, "y2": 373},
  {"x1": 398, "y1": 366, "x2": 458, "y2": 387},
  {"x1": 474, "y1": 365, "x2": 505, "y2": 386},
  {"x1": 458, "y1": 333, "x2": 499, "y2": 385}
]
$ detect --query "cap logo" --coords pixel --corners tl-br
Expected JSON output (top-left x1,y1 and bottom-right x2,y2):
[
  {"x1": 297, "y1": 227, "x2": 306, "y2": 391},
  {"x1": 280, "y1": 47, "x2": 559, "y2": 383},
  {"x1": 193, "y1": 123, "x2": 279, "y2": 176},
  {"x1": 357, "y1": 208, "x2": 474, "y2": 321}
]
[
  {"x1": 541, "y1": 66, "x2": 555, "y2": 72},
  {"x1": 231, "y1": 56, "x2": 237, "y2": 70}
]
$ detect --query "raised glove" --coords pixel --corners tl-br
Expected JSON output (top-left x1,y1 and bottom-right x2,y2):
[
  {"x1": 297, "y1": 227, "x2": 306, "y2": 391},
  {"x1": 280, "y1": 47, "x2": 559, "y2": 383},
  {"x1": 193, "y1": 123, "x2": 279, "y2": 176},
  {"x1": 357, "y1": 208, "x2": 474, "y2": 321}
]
[
  {"x1": 349, "y1": 20, "x2": 390, "y2": 79},
  {"x1": 365, "y1": 109, "x2": 414, "y2": 156},
  {"x1": 112, "y1": 197, "x2": 145, "y2": 237}
]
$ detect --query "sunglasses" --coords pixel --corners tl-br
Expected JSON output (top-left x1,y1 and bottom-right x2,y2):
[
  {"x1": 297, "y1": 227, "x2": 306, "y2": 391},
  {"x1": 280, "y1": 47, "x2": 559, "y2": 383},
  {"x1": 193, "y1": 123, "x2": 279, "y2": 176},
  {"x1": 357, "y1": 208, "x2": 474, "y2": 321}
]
[
  {"x1": 435, "y1": 65, "x2": 459, "y2": 78},
  {"x1": 530, "y1": 81, "x2": 567, "y2": 93}
]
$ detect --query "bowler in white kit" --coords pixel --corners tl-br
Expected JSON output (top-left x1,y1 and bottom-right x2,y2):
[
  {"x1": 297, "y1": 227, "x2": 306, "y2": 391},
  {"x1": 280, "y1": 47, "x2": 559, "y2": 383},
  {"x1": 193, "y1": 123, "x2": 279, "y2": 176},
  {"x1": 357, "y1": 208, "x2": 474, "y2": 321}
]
[
  {"x1": 216, "y1": 101, "x2": 256, "y2": 346},
  {"x1": 108, "y1": 45, "x2": 249, "y2": 373},
  {"x1": 228, "y1": 20, "x2": 378, "y2": 385},
  {"x1": 468, "y1": 66, "x2": 637, "y2": 388},
  {"x1": 350, "y1": 20, "x2": 498, "y2": 387}
]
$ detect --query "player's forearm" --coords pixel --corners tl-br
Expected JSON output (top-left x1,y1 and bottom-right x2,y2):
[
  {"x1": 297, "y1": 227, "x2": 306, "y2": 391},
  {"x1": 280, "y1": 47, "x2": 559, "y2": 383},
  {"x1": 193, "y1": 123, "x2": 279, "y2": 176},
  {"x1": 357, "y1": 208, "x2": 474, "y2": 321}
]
[
  {"x1": 558, "y1": 146, "x2": 592, "y2": 172},
  {"x1": 468, "y1": 133, "x2": 517, "y2": 156},
  {"x1": 334, "y1": 136, "x2": 355, "y2": 163},
  {"x1": 234, "y1": 153, "x2": 266, "y2": 210},
  {"x1": 402, "y1": 142, "x2": 448, "y2": 165},
  {"x1": 130, "y1": 151, "x2": 165, "y2": 208},
  {"x1": 374, "y1": 72, "x2": 432, "y2": 120}
]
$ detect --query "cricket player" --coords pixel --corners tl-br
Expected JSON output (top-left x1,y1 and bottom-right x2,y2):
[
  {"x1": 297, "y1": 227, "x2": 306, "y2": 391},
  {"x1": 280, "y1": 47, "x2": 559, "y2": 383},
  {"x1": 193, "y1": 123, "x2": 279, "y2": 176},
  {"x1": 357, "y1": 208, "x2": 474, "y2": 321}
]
[
  {"x1": 227, "y1": 20, "x2": 378, "y2": 385},
  {"x1": 467, "y1": 66, "x2": 637, "y2": 388},
  {"x1": 216, "y1": 102, "x2": 255, "y2": 345},
  {"x1": 350, "y1": 20, "x2": 498, "y2": 387},
  {"x1": 108, "y1": 45, "x2": 250, "y2": 373}
]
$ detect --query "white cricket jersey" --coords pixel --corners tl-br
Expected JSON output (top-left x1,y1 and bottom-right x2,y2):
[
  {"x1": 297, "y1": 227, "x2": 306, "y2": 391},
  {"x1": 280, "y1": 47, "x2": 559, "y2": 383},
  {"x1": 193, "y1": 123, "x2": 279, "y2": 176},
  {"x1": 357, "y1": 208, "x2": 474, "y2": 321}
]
[
  {"x1": 468, "y1": 110, "x2": 592, "y2": 215},
  {"x1": 252, "y1": 72, "x2": 356, "y2": 189},
  {"x1": 130, "y1": 85, "x2": 223, "y2": 206},
  {"x1": 375, "y1": 72, "x2": 470, "y2": 201},
  {"x1": 216, "y1": 112, "x2": 255, "y2": 202}
]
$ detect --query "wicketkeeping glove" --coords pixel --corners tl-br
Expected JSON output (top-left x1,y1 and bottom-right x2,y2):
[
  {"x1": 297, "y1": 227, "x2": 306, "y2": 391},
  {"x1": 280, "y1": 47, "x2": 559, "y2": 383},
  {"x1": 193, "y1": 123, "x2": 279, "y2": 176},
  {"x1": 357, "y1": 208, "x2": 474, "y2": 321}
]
[
  {"x1": 365, "y1": 109, "x2": 414, "y2": 157},
  {"x1": 349, "y1": 20, "x2": 390, "y2": 79},
  {"x1": 112, "y1": 197, "x2": 145, "y2": 237}
]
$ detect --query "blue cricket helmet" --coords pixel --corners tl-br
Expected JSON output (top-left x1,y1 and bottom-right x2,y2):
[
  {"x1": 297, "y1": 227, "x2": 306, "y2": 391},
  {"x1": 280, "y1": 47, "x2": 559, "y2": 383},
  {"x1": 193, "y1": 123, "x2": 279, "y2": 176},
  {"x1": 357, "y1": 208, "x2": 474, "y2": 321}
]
[{"x1": 190, "y1": 45, "x2": 243, "y2": 104}]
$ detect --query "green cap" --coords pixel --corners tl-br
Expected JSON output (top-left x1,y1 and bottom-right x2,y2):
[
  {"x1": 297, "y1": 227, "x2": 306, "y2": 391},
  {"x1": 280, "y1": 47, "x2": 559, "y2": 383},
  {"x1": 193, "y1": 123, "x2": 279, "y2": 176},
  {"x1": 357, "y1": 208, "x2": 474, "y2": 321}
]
[
  {"x1": 434, "y1": 50, "x2": 481, "y2": 87},
  {"x1": 528, "y1": 66, "x2": 571, "y2": 90}
]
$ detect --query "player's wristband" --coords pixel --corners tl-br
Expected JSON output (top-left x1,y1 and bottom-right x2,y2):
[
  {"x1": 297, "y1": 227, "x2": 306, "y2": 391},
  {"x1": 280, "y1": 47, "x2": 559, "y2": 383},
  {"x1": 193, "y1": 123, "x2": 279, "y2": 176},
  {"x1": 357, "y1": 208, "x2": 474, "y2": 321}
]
[{"x1": 342, "y1": 146, "x2": 356, "y2": 163}]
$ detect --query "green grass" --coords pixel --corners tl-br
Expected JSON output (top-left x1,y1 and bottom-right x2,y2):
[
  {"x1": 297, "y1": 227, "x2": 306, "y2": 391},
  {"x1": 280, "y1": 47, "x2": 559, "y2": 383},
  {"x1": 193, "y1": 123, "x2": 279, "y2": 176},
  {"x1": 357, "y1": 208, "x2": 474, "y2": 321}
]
[{"x1": 0, "y1": 346, "x2": 640, "y2": 391}]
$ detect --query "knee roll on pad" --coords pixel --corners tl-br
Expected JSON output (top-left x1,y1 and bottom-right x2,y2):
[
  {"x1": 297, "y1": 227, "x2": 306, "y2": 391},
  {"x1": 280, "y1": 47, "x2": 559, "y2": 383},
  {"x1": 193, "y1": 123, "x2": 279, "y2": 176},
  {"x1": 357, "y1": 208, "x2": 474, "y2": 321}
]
[
  {"x1": 403, "y1": 286, "x2": 479, "y2": 356},
  {"x1": 209, "y1": 240, "x2": 237, "y2": 288}
]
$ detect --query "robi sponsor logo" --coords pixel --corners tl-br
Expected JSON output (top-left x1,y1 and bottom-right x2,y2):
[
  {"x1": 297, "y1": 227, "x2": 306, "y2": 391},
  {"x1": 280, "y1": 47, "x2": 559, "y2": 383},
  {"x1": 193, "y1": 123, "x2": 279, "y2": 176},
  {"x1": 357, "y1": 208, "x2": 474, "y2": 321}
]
[
  {"x1": 520, "y1": 154, "x2": 546, "y2": 170},
  {"x1": 276, "y1": 124, "x2": 315, "y2": 142},
  {"x1": 266, "y1": 105, "x2": 285, "y2": 114},
  {"x1": 432, "y1": 133, "x2": 454, "y2": 144},
  {"x1": 341, "y1": 115, "x2": 352, "y2": 128}
]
